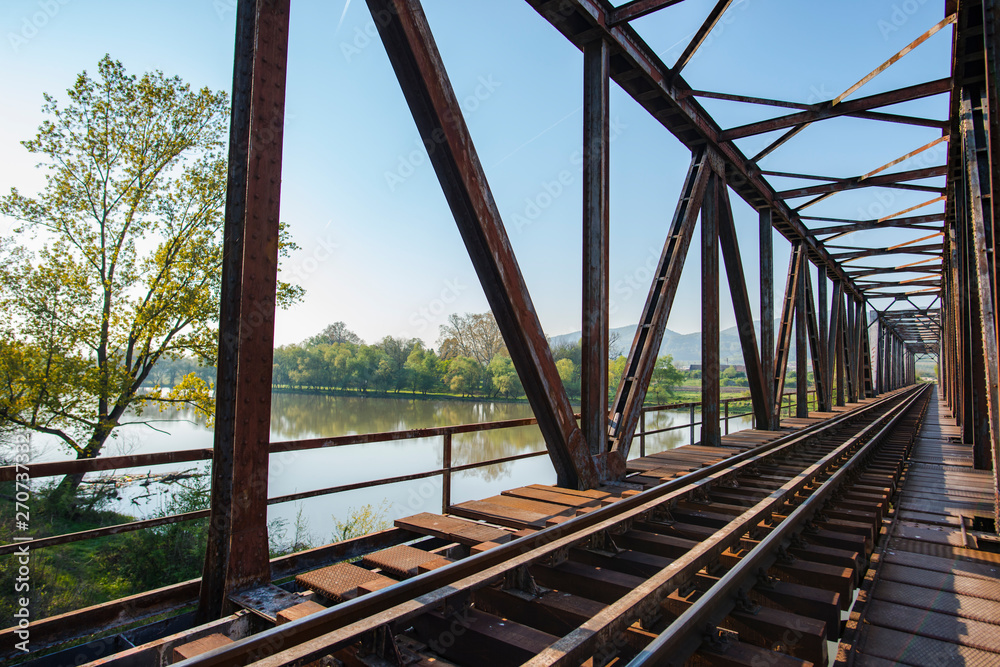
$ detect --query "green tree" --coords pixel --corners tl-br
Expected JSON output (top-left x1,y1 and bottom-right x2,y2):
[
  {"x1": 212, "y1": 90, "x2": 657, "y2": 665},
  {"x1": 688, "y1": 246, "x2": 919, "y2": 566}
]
[
  {"x1": 609, "y1": 356, "x2": 628, "y2": 390},
  {"x1": 376, "y1": 335, "x2": 421, "y2": 393},
  {"x1": 444, "y1": 356, "x2": 482, "y2": 397},
  {"x1": 555, "y1": 358, "x2": 577, "y2": 395},
  {"x1": 405, "y1": 347, "x2": 440, "y2": 394},
  {"x1": 649, "y1": 355, "x2": 685, "y2": 402},
  {"x1": 0, "y1": 56, "x2": 301, "y2": 499},
  {"x1": 488, "y1": 355, "x2": 523, "y2": 398}
]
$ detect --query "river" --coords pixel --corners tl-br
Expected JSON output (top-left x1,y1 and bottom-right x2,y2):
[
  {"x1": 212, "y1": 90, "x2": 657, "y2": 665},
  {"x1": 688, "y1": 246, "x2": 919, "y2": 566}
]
[{"x1": 30, "y1": 393, "x2": 750, "y2": 549}]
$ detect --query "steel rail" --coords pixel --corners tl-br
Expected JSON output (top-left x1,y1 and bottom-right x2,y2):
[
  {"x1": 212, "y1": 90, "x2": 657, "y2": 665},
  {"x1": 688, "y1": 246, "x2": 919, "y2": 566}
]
[
  {"x1": 529, "y1": 384, "x2": 926, "y2": 666},
  {"x1": 171, "y1": 387, "x2": 916, "y2": 667},
  {"x1": 627, "y1": 383, "x2": 930, "y2": 665}
]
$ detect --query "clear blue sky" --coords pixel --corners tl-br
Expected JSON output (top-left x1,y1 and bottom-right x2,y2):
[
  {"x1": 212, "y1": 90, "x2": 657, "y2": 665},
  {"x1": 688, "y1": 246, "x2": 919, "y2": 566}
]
[{"x1": 1, "y1": 0, "x2": 951, "y2": 348}]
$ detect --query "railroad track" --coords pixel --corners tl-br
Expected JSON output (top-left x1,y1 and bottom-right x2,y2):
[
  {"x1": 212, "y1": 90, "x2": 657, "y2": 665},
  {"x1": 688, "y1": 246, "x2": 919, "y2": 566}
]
[{"x1": 118, "y1": 385, "x2": 929, "y2": 667}]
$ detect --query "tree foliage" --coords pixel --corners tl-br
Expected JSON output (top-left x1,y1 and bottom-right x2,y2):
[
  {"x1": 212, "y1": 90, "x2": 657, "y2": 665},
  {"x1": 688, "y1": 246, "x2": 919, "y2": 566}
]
[
  {"x1": 437, "y1": 312, "x2": 505, "y2": 366},
  {"x1": 0, "y1": 56, "x2": 301, "y2": 494}
]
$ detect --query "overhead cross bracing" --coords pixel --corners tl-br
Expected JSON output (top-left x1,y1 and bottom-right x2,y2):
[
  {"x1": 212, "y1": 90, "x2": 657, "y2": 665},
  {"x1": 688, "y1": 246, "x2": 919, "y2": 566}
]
[{"x1": 185, "y1": 0, "x2": 996, "y2": 606}]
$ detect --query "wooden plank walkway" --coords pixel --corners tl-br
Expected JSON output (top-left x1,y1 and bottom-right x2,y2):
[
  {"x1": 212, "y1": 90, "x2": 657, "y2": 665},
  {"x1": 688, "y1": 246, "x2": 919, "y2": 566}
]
[{"x1": 838, "y1": 385, "x2": 1000, "y2": 666}]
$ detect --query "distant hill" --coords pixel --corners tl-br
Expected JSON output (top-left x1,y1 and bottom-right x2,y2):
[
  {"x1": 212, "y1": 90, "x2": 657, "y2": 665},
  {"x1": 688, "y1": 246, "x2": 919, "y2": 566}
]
[
  {"x1": 549, "y1": 320, "x2": 787, "y2": 367},
  {"x1": 549, "y1": 312, "x2": 922, "y2": 376}
]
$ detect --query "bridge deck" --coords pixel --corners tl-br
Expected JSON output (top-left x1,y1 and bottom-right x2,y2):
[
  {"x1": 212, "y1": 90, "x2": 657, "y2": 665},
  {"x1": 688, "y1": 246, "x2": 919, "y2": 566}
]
[{"x1": 838, "y1": 386, "x2": 1000, "y2": 665}]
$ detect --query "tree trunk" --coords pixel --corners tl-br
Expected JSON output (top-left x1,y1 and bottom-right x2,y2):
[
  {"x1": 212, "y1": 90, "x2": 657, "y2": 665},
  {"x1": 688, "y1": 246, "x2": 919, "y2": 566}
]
[{"x1": 53, "y1": 425, "x2": 114, "y2": 505}]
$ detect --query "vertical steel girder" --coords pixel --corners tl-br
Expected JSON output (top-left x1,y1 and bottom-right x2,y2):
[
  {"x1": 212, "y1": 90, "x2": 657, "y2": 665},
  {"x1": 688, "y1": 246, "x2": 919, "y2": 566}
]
[
  {"x1": 802, "y1": 268, "x2": 827, "y2": 412},
  {"x1": 718, "y1": 186, "x2": 771, "y2": 428},
  {"x1": 773, "y1": 243, "x2": 804, "y2": 424},
  {"x1": 961, "y1": 88, "x2": 1000, "y2": 495},
  {"x1": 817, "y1": 267, "x2": 831, "y2": 407},
  {"x1": 200, "y1": 0, "x2": 289, "y2": 619},
  {"x1": 836, "y1": 290, "x2": 848, "y2": 406},
  {"x1": 368, "y1": 0, "x2": 601, "y2": 488},
  {"x1": 861, "y1": 306, "x2": 876, "y2": 398},
  {"x1": 701, "y1": 173, "x2": 721, "y2": 447},
  {"x1": 759, "y1": 209, "x2": 776, "y2": 428},
  {"x1": 581, "y1": 38, "x2": 611, "y2": 457},
  {"x1": 828, "y1": 281, "x2": 844, "y2": 407},
  {"x1": 795, "y1": 259, "x2": 809, "y2": 418},
  {"x1": 608, "y1": 149, "x2": 713, "y2": 460},
  {"x1": 846, "y1": 294, "x2": 858, "y2": 402}
]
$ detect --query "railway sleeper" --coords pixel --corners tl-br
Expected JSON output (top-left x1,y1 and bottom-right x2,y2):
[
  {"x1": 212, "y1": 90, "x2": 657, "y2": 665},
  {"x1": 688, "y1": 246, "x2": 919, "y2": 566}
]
[{"x1": 661, "y1": 589, "x2": 828, "y2": 665}]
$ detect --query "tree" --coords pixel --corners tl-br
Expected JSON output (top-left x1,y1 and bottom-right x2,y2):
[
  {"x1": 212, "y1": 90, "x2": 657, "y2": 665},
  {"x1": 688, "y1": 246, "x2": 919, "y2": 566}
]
[
  {"x1": 405, "y1": 347, "x2": 440, "y2": 395},
  {"x1": 437, "y1": 312, "x2": 505, "y2": 366},
  {"x1": 444, "y1": 356, "x2": 482, "y2": 397},
  {"x1": 0, "y1": 56, "x2": 301, "y2": 499},
  {"x1": 376, "y1": 336, "x2": 420, "y2": 393},
  {"x1": 488, "y1": 355, "x2": 523, "y2": 398},
  {"x1": 650, "y1": 355, "x2": 684, "y2": 401},
  {"x1": 555, "y1": 358, "x2": 577, "y2": 395},
  {"x1": 308, "y1": 321, "x2": 362, "y2": 346}
]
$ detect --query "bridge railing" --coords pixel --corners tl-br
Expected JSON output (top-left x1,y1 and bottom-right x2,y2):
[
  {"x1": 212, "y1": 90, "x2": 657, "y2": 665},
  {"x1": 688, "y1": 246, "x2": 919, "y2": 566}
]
[
  {"x1": 636, "y1": 390, "x2": 816, "y2": 457},
  {"x1": 0, "y1": 390, "x2": 812, "y2": 556}
]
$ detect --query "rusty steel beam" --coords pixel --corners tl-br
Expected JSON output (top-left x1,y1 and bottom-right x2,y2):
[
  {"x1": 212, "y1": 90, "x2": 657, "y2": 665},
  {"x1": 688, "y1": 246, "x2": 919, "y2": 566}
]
[
  {"x1": 0, "y1": 449, "x2": 212, "y2": 483},
  {"x1": 797, "y1": 180, "x2": 944, "y2": 213},
  {"x1": 369, "y1": 0, "x2": 599, "y2": 488},
  {"x1": 200, "y1": 0, "x2": 290, "y2": 621},
  {"x1": 861, "y1": 280, "x2": 943, "y2": 290},
  {"x1": 857, "y1": 300, "x2": 869, "y2": 393},
  {"x1": 834, "y1": 243, "x2": 944, "y2": 262},
  {"x1": 962, "y1": 88, "x2": 1000, "y2": 498},
  {"x1": 718, "y1": 184, "x2": 770, "y2": 427},
  {"x1": 986, "y1": 1, "x2": 1000, "y2": 310},
  {"x1": 795, "y1": 258, "x2": 809, "y2": 418},
  {"x1": 702, "y1": 173, "x2": 721, "y2": 446},
  {"x1": 200, "y1": 0, "x2": 257, "y2": 623},
  {"x1": 780, "y1": 136, "x2": 949, "y2": 188},
  {"x1": 779, "y1": 165, "x2": 948, "y2": 199},
  {"x1": 848, "y1": 264, "x2": 943, "y2": 278},
  {"x1": 524, "y1": 0, "x2": 875, "y2": 305},
  {"x1": 760, "y1": 208, "x2": 776, "y2": 428},
  {"x1": 828, "y1": 281, "x2": 844, "y2": 406},
  {"x1": 817, "y1": 266, "x2": 831, "y2": 409},
  {"x1": 721, "y1": 79, "x2": 951, "y2": 141},
  {"x1": 694, "y1": 91, "x2": 947, "y2": 129},
  {"x1": 608, "y1": 0, "x2": 687, "y2": 26},
  {"x1": 803, "y1": 268, "x2": 827, "y2": 412},
  {"x1": 607, "y1": 148, "x2": 712, "y2": 460},
  {"x1": 838, "y1": 294, "x2": 854, "y2": 402},
  {"x1": 774, "y1": 244, "x2": 803, "y2": 424},
  {"x1": 809, "y1": 214, "x2": 945, "y2": 236},
  {"x1": 582, "y1": 38, "x2": 611, "y2": 457},
  {"x1": 846, "y1": 294, "x2": 858, "y2": 402},
  {"x1": 671, "y1": 0, "x2": 734, "y2": 78}
]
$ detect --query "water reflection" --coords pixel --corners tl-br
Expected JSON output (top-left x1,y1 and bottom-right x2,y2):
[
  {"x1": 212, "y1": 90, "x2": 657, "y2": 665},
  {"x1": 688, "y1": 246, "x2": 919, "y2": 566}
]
[{"x1": 34, "y1": 393, "x2": 753, "y2": 546}]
